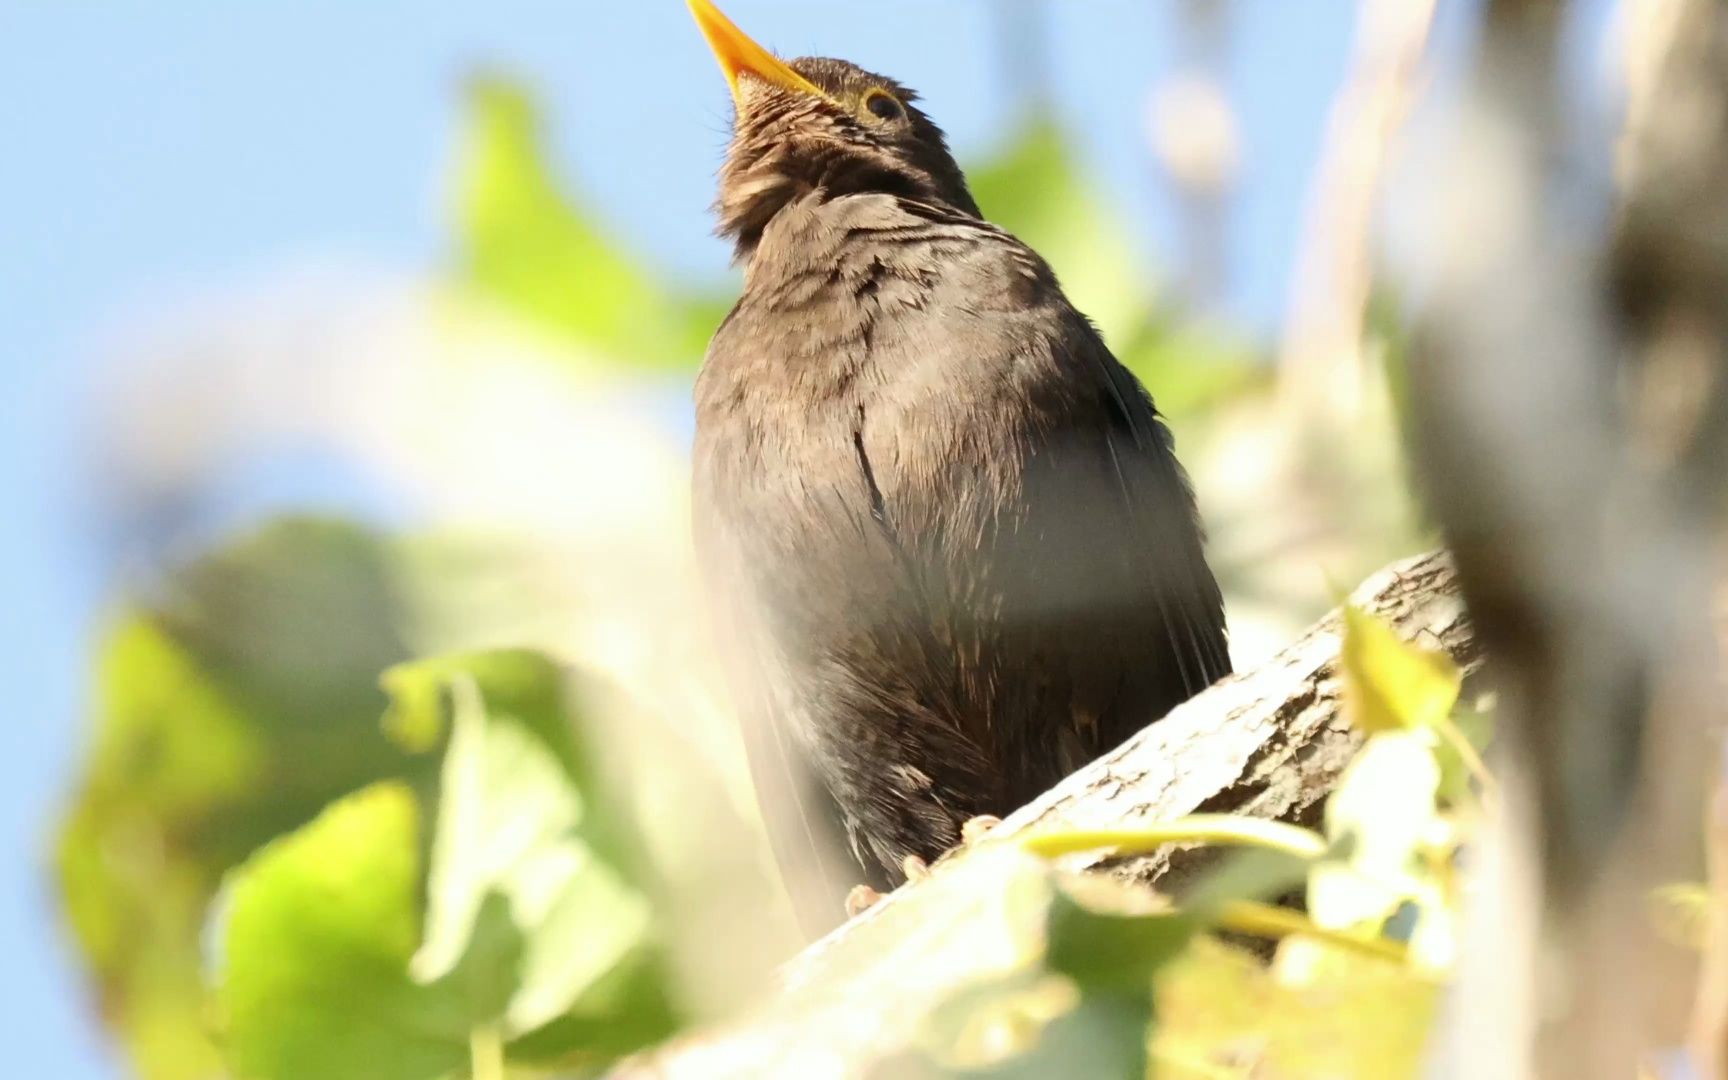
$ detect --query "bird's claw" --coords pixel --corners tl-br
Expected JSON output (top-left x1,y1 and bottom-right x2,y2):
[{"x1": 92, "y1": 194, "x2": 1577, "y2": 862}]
[
  {"x1": 901, "y1": 854, "x2": 931, "y2": 882},
  {"x1": 960, "y1": 814, "x2": 1002, "y2": 845},
  {"x1": 845, "y1": 884, "x2": 883, "y2": 918}
]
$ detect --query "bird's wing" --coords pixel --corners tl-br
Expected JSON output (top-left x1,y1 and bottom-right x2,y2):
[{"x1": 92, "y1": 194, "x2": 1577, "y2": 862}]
[
  {"x1": 1080, "y1": 328, "x2": 1234, "y2": 696},
  {"x1": 735, "y1": 613, "x2": 882, "y2": 927},
  {"x1": 691, "y1": 473, "x2": 880, "y2": 936},
  {"x1": 877, "y1": 200, "x2": 1232, "y2": 746},
  {"x1": 900, "y1": 197, "x2": 1233, "y2": 695}
]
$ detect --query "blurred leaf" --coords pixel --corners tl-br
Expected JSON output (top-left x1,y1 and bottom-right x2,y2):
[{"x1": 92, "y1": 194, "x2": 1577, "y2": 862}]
[
  {"x1": 1368, "y1": 283, "x2": 1423, "y2": 473},
  {"x1": 85, "y1": 618, "x2": 262, "y2": 814},
  {"x1": 1113, "y1": 314, "x2": 1268, "y2": 424},
  {"x1": 900, "y1": 971, "x2": 1081, "y2": 1076},
  {"x1": 215, "y1": 650, "x2": 678, "y2": 1080},
  {"x1": 1156, "y1": 937, "x2": 1437, "y2": 1079},
  {"x1": 889, "y1": 871, "x2": 1189, "y2": 1079},
  {"x1": 452, "y1": 74, "x2": 728, "y2": 371},
  {"x1": 1339, "y1": 605, "x2": 1462, "y2": 734},
  {"x1": 1434, "y1": 702, "x2": 1496, "y2": 808},
  {"x1": 388, "y1": 651, "x2": 674, "y2": 1055},
  {"x1": 1402, "y1": 877, "x2": 1457, "y2": 973},
  {"x1": 1044, "y1": 883, "x2": 1193, "y2": 993},
  {"x1": 379, "y1": 662, "x2": 448, "y2": 753},
  {"x1": 217, "y1": 784, "x2": 471, "y2": 1080},
  {"x1": 1308, "y1": 731, "x2": 1441, "y2": 937},
  {"x1": 1185, "y1": 847, "x2": 1317, "y2": 914},
  {"x1": 971, "y1": 883, "x2": 1188, "y2": 1079},
  {"x1": 964, "y1": 988, "x2": 1152, "y2": 1080},
  {"x1": 55, "y1": 518, "x2": 428, "y2": 1079},
  {"x1": 900, "y1": 970, "x2": 1155, "y2": 1080},
  {"x1": 382, "y1": 649, "x2": 569, "y2": 767}
]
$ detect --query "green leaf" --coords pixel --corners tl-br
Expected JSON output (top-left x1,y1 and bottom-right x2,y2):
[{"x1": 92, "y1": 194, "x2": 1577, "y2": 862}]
[
  {"x1": 56, "y1": 517, "x2": 679, "y2": 1079},
  {"x1": 450, "y1": 74, "x2": 725, "y2": 370},
  {"x1": 381, "y1": 650, "x2": 571, "y2": 772},
  {"x1": 55, "y1": 519, "x2": 429, "y2": 1079},
  {"x1": 217, "y1": 783, "x2": 471, "y2": 1080},
  {"x1": 215, "y1": 651, "x2": 677, "y2": 1080},
  {"x1": 1044, "y1": 883, "x2": 1193, "y2": 993},
  {"x1": 1339, "y1": 606, "x2": 1463, "y2": 734},
  {"x1": 885, "y1": 868, "x2": 1190, "y2": 1078},
  {"x1": 999, "y1": 881, "x2": 1190, "y2": 1079},
  {"x1": 1308, "y1": 731, "x2": 1442, "y2": 937},
  {"x1": 393, "y1": 653, "x2": 662, "y2": 1042},
  {"x1": 960, "y1": 986, "x2": 1152, "y2": 1080},
  {"x1": 1113, "y1": 313, "x2": 1269, "y2": 423},
  {"x1": 1184, "y1": 847, "x2": 1318, "y2": 914},
  {"x1": 1434, "y1": 702, "x2": 1496, "y2": 807}
]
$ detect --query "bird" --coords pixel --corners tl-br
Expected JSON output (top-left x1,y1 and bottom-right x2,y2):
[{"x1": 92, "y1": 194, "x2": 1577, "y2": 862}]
[{"x1": 686, "y1": 0, "x2": 1232, "y2": 931}]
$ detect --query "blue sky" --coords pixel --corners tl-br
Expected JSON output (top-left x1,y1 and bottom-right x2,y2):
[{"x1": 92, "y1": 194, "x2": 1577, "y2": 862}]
[{"x1": 0, "y1": 1, "x2": 1442, "y2": 1073}]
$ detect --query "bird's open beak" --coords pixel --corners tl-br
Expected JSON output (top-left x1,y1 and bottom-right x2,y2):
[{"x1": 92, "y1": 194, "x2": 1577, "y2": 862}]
[{"x1": 687, "y1": 0, "x2": 826, "y2": 106}]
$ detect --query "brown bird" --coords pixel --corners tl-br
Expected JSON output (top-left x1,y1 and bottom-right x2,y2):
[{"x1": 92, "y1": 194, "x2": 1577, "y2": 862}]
[{"x1": 687, "y1": 0, "x2": 1231, "y2": 930}]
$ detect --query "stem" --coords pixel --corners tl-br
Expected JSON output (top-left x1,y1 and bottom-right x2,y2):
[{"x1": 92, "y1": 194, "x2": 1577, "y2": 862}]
[
  {"x1": 1152, "y1": 1044, "x2": 1248, "y2": 1080},
  {"x1": 1215, "y1": 899, "x2": 1410, "y2": 965},
  {"x1": 470, "y1": 1024, "x2": 505, "y2": 1080},
  {"x1": 1021, "y1": 814, "x2": 1330, "y2": 863},
  {"x1": 1434, "y1": 716, "x2": 1500, "y2": 808}
]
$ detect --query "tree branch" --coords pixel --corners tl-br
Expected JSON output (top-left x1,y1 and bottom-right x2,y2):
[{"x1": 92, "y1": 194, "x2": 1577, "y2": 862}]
[{"x1": 618, "y1": 550, "x2": 1473, "y2": 1076}]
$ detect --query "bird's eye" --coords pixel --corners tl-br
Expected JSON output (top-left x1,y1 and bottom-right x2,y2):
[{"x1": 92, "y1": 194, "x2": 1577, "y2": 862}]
[{"x1": 863, "y1": 89, "x2": 904, "y2": 122}]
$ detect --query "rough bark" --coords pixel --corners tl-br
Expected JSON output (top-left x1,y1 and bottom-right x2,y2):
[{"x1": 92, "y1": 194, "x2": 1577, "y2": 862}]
[
  {"x1": 983, "y1": 547, "x2": 1472, "y2": 893},
  {"x1": 618, "y1": 549, "x2": 1473, "y2": 1076}
]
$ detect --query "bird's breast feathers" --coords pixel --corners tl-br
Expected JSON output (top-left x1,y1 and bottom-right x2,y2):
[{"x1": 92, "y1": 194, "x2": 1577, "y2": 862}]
[{"x1": 698, "y1": 192, "x2": 1122, "y2": 538}]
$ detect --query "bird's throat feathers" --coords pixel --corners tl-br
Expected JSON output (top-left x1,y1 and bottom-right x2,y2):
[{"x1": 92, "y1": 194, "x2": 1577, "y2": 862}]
[{"x1": 715, "y1": 59, "x2": 981, "y2": 263}]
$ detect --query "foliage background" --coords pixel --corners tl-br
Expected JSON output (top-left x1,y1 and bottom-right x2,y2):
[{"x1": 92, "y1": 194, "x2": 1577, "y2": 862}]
[{"x1": 0, "y1": 1, "x2": 1625, "y2": 1076}]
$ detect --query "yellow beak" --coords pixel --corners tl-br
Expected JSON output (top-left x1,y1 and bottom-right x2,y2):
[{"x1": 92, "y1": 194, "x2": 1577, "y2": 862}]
[{"x1": 687, "y1": 0, "x2": 826, "y2": 106}]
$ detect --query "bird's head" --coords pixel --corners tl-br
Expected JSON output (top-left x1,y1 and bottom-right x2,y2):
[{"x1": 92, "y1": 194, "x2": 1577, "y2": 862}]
[{"x1": 688, "y1": 0, "x2": 981, "y2": 261}]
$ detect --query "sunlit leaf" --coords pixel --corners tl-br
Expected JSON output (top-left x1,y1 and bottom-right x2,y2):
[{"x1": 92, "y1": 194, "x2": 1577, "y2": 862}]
[
  {"x1": 1184, "y1": 847, "x2": 1318, "y2": 914},
  {"x1": 882, "y1": 869, "x2": 1191, "y2": 1078},
  {"x1": 1339, "y1": 606, "x2": 1462, "y2": 734},
  {"x1": 900, "y1": 969, "x2": 1156, "y2": 1080},
  {"x1": 217, "y1": 784, "x2": 474, "y2": 1080},
  {"x1": 216, "y1": 651, "x2": 677, "y2": 1080},
  {"x1": 1309, "y1": 731, "x2": 1441, "y2": 934},
  {"x1": 971, "y1": 882, "x2": 1189, "y2": 1079},
  {"x1": 388, "y1": 651, "x2": 673, "y2": 1051},
  {"x1": 1156, "y1": 937, "x2": 1437, "y2": 1079}
]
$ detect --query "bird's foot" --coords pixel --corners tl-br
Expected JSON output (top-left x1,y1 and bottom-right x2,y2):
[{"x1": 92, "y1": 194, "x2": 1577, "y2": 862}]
[
  {"x1": 960, "y1": 814, "x2": 1002, "y2": 846},
  {"x1": 844, "y1": 884, "x2": 883, "y2": 919},
  {"x1": 845, "y1": 853, "x2": 936, "y2": 920}
]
